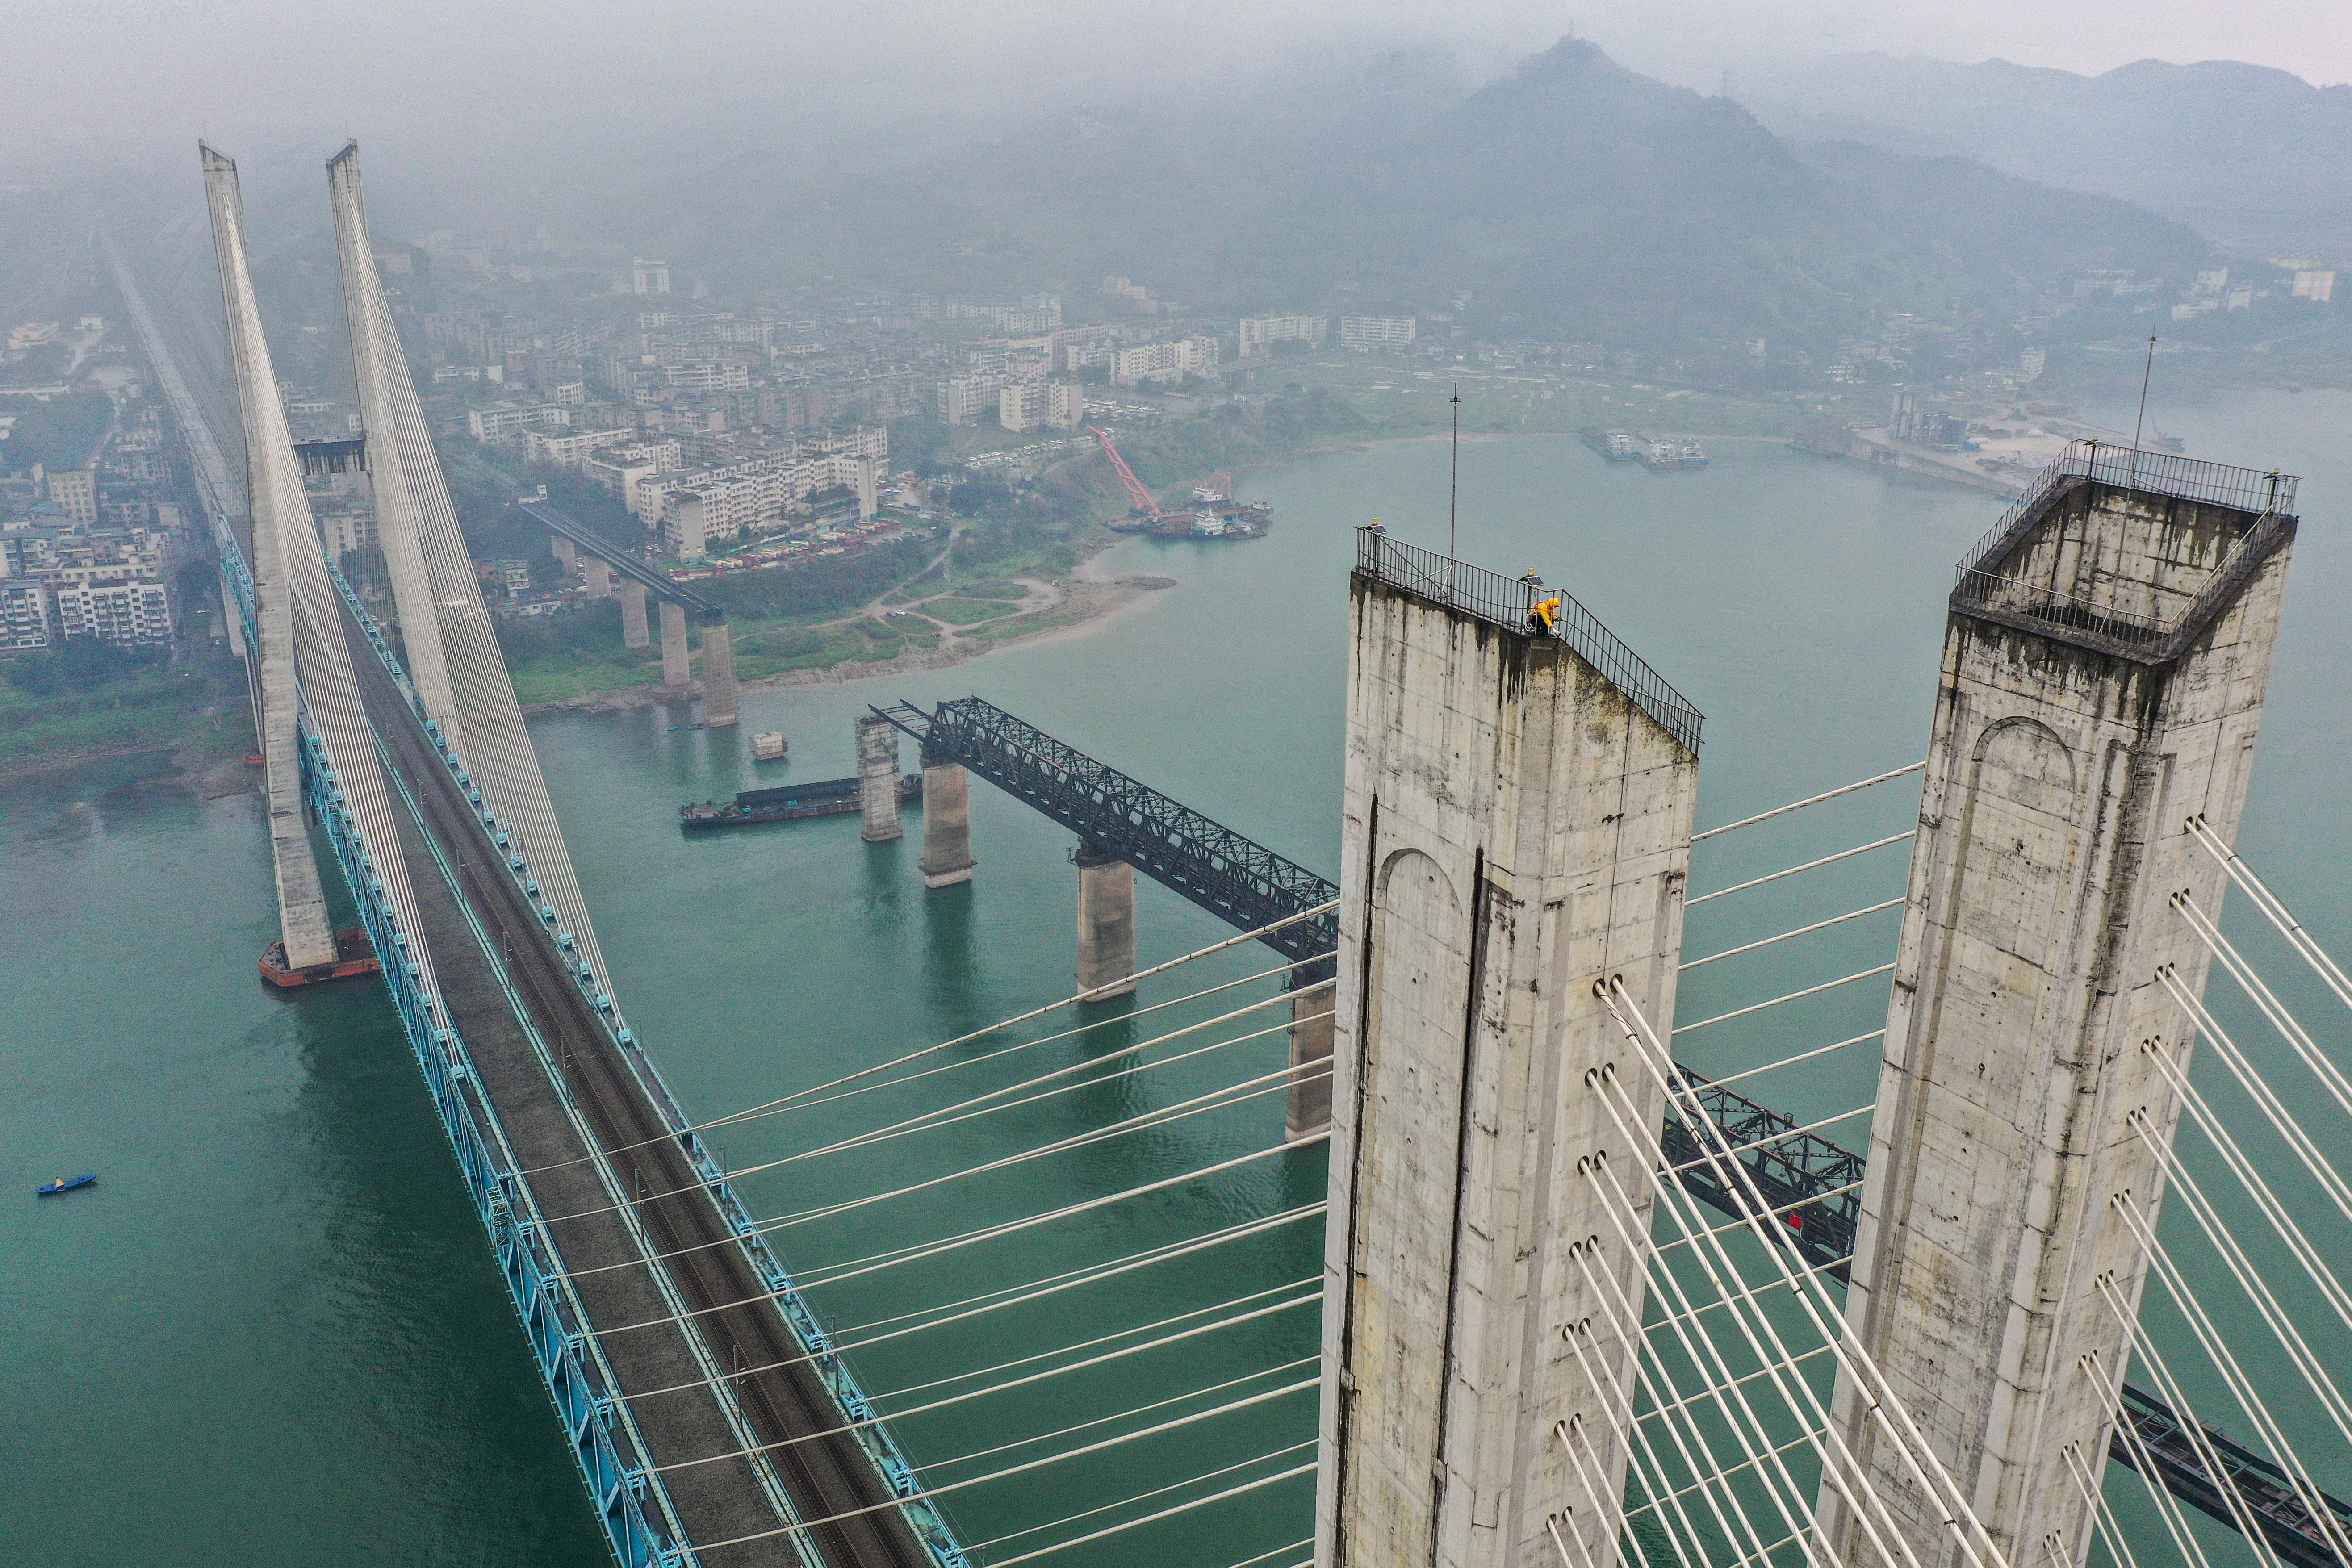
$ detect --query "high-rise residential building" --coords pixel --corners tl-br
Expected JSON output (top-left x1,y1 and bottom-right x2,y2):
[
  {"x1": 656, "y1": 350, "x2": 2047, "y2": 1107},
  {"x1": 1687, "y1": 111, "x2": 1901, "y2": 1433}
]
[
  {"x1": 1112, "y1": 336, "x2": 1218, "y2": 386},
  {"x1": 632, "y1": 259, "x2": 671, "y2": 295},
  {"x1": 940, "y1": 373, "x2": 1007, "y2": 426},
  {"x1": 1239, "y1": 314, "x2": 1327, "y2": 355},
  {"x1": 2293, "y1": 269, "x2": 2336, "y2": 304},
  {"x1": 47, "y1": 468, "x2": 97, "y2": 525},
  {"x1": 1000, "y1": 380, "x2": 1086, "y2": 432},
  {"x1": 1339, "y1": 315, "x2": 1417, "y2": 350}
]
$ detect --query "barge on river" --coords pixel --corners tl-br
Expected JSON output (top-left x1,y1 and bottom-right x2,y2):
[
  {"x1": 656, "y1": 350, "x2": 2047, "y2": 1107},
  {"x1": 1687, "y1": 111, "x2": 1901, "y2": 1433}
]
[{"x1": 680, "y1": 772, "x2": 921, "y2": 831}]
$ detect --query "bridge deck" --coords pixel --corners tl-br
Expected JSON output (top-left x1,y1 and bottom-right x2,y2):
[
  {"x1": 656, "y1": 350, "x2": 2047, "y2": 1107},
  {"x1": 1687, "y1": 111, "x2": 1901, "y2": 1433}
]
[{"x1": 346, "y1": 607, "x2": 930, "y2": 1568}]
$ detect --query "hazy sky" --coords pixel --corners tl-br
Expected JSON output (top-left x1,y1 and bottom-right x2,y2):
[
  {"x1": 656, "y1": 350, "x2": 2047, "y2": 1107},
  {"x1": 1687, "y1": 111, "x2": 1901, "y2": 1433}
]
[{"x1": 5, "y1": 0, "x2": 2347, "y2": 172}]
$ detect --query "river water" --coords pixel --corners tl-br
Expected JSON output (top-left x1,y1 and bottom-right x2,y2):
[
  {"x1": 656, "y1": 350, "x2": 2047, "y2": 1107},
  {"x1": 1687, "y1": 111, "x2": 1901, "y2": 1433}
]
[{"x1": 4, "y1": 396, "x2": 2345, "y2": 1567}]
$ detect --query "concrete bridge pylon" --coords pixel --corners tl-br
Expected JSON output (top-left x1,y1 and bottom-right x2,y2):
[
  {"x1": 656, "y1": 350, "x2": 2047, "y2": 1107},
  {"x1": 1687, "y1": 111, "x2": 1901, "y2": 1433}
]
[
  {"x1": 1825, "y1": 456, "x2": 2300, "y2": 1568},
  {"x1": 1318, "y1": 533, "x2": 1699, "y2": 1568},
  {"x1": 201, "y1": 145, "x2": 336, "y2": 971}
]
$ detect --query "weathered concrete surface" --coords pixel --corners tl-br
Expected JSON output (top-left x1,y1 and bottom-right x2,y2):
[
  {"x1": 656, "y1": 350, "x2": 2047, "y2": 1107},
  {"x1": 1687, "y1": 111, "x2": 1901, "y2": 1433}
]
[
  {"x1": 1074, "y1": 846, "x2": 1137, "y2": 998},
  {"x1": 1286, "y1": 984, "x2": 1336, "y2": 1142},
  {"x1": 583, "y1": 556, "x2": 612, "y2": 598},
  {"x1": 550, "y1": 535, "x2": 578, "y2": 573},
  {"x1": 919, "y1": 756, "x2": 975, "y2": 888},
  {"x1": 701, "y1": 623, "x2": 739, "y2": 729},
  {"x1": 1825, "y1": 480, "x2": 2297, "y2": 1568},
  {"x1": 204, "y1": 146, "x2": 336, "y2": 971},
  {"x1": 659, "y1": 600, "x2": 690, "y2": 694},
  {"x1": 621, "y1": 580, "x2": 649, "y2": 648},
  {"x1": 858, "y1": 716, "x2": 903, "y2": 843},
  {"x1": 1315, "y1": 572, "x2": 1697, "y2": 1568}
]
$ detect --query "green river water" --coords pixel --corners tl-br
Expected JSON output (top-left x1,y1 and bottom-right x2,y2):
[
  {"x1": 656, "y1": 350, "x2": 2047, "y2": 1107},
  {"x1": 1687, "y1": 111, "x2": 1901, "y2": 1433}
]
[{"x1": 4, "y1": 396, "x2": 2345, "y2": 1568}]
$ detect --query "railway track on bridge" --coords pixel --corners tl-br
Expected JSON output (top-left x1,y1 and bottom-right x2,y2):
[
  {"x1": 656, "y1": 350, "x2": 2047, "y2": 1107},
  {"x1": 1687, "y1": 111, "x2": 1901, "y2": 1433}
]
[{"x1": 345, "y1": 608, "x2": 935, "y2": 1568}]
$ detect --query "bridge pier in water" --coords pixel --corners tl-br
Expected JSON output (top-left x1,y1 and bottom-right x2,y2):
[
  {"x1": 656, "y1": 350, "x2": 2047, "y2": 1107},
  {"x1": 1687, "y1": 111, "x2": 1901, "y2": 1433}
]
[
  {"x1": 1074, "y1": 845, "x2": 1136, "y2": 997},
  {"x1": 1825, "y1": 456, "x2": 2299, "y2": 1568},
  {"x1": 700, "y1": 622, "x2": 738, "y2": 728},
  {"x1": 1283, "y1": 980, "x2": 1335, "y2": 1142},
  {"x1": 1318, "y1": 532, "x2": 1699, "y2": 1568},
  {"x1": 619, "y1": 580, "x2": 649, "y2": 647},
  {"x1": 857, "y1": 715, "x2": 904, "y2": 842},
  {"x1": 919, "y1": 754, "x2": 975, "y2": 888},
  {"x1": 658, "y1": 600, "x2": 690, "y2": 694}
]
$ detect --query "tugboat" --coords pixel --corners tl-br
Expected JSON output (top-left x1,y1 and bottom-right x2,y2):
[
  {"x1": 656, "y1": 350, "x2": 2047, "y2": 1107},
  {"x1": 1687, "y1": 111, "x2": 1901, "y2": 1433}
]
[
  {"x1": 37, "y1": 1174, "x2": 98, "y2": 1196},
  {"x1": 259, "y1": 927, "x2": 381, "y2": 989},
  {"x1": 1582, "y1": 426, "x2": 1639, "y2": 463}
]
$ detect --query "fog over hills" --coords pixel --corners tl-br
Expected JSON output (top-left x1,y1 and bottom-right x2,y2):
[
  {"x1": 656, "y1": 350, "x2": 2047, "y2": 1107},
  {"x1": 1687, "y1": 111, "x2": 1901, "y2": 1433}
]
[
  {"x1": 664, "y1": 38, "x2": 2214, "y2": 355},
  {"x1": 1745, "y1": 53, "x2": 2352, "y2": 254}
]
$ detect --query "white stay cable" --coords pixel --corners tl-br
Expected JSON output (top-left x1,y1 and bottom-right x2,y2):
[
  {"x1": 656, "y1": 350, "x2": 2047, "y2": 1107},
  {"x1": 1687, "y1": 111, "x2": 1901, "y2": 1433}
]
[
  {"x1": 1682, "y1": 900, "x2": 1907, "y2": 971},
  {"x1": 1587, "y1": 1125, "x2": 1900, "y2": 1568},
  {"x1": 1604, "y1": 979, "x2": 2010, "y2": 1568},
  {"x1": 1686, "y1": 834, "x2": 1912, "y2": 907},
  {"x1": 698, "y1": 903, "x2": 1337, "y2": 1127},
  {"x1": 1582, "y1": 1155, "x2": 1860, "y2": 1568},
  {"x1": 2078, "y1": 1349, "x2": 2221, "y2": 1568},
  {"x1": 653, "y1": 1288, "x2": 1320, "y2": 1476},
  {"x1": 529, "y1": 949, "x2": 1327, "y2": 1171},
  {"x1": 1581, "y1": 1150, "x2": 1858, "y2": 1568},
  {"x1": 1564, "y1": 1282, "x2": 1788, "y2": 1568},
  {"x1": 565, "y1": 1060, "x2": 1325, "y2": 1281},
  {"x1": 2171, "y1": 897, "x2": 2352, "y2": 1126},
  {"x1": 964, "y1": 1454, "x2": 1313, "y2": 1556},
  {"x1": 2139, "y1": 1041, "x2": 2352, "y2": 1339},
  {"x1": 520, "y1": 948, "x2": 1324, "y2": 1176},
  {"x1": 681, "y1": 1374, "x2": 1319, "y2": 1556},
  {"x1": 2058, "y1": 1441, "x2": 2142, "y2": 1568},
  {"x1": 1557, "y1": 1411, "x2": 1699, "y2": 1568},
  {"x1": 1691, "y1": 762, "x2": 1926, "y2": 842},
  {"x1": 2152, "y1": 973, "x2": 2352, "y2": 1229},
  {"x1": 1675, "y1": 968, "x2": 1896, "y2": 1036},
  {"x1": 615, "y1": 1204, "x2": 1322, "y2": 1400},
  {"x1": 977, "y1": 1462, "x2": 1317, "y2": 1568},
  {"x1": 1707, "y1": 1030, "x2": 1886, "y2": 1091},
  {"x1": 545, "y1": 995, "x2": 1315, "y2": 1224},
  {"x1": 2124, "y1": 1108, "x2": 2352, "y2": 1452},
  {"x1": 2187, "y1": 815, "x2": 2352, "y2": 1015},
  {"x1": 2093, "y1": 1276, "x2": 2289, "y2": 1568},
  {"x1": 2110, "y1": 1193, "x2": 2352, "y2": 1566}
]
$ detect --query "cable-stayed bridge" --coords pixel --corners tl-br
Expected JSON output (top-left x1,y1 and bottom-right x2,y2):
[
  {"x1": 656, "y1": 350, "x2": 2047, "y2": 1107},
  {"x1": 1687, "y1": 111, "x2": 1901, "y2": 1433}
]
[{"x1": 106, "y1": 139, "x2": 2352, "y2": 1568}]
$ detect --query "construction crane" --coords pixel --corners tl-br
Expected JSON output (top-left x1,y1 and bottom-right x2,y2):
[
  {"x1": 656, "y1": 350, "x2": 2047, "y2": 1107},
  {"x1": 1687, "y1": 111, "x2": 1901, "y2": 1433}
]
[
  {"x1": 1088, "y1": 424, "x2": 1159, "y2": 520},
  {"x1": 1193, "y1": 470, "x2": 1233, "y2": 503}
]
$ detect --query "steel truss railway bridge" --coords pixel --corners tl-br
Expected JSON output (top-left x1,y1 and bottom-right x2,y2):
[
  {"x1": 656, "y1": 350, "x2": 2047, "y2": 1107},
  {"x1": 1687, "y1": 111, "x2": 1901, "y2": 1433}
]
[{"x1": 106, "y1": 138, "x2": 2351, "y2": 1568}]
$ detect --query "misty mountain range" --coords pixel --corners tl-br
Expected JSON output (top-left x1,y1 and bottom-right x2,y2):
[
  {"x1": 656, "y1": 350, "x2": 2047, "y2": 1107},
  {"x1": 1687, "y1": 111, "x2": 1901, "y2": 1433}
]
[
  {"x1": 1745, "y1": 53, "x2": 2352, "y2": 254},
  {"x1": 677, "y1": 39, "x2": 2218, "y2": 354}
]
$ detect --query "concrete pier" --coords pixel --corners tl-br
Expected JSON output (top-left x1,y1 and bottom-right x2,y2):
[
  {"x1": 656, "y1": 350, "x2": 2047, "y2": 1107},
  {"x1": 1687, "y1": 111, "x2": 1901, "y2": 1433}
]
[
  {"x1": 1074, "y1": 846, "x2": 1137, "y2": 997},
  {"x1": 550, "y1": 535, "x2": 577, "y2": 575},
  {"x1": 919, "y1": 753, "x2": 975, "y2": 888},
  {"x1": 620, "y1": 580, "x2": 649, "y2": 648},
  {"x1": 1283, "y1": 981, "x2": 1335, "y2": 1142},
  {"x1": 1824, "y1": 462, "x2": 2298, "y2": 1568},
  {"x1": 1315, "y1": 536, "x2": 1698, "y2": 1568},
  {"x1": 582, "y1": 556, "x2": 611, "y2": 597},
  {"x1": 857, "y1": 716, "x2": 903, "y2": 842},
  {"x1": 659, "y1": 600, "x2": 690, "y2": 694},
  {"x1": 700, "y1": 622, "x2": 738, "y2": 729}
]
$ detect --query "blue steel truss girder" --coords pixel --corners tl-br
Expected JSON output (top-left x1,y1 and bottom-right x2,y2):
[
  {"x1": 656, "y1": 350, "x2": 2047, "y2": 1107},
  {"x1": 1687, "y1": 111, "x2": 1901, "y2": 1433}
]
[
  {"x1": 336, "y1": 570, "x2": 972, "y2": 1568},
  {"x1": 875, "y1": 697, "x2": 1339, "y2": 982}
]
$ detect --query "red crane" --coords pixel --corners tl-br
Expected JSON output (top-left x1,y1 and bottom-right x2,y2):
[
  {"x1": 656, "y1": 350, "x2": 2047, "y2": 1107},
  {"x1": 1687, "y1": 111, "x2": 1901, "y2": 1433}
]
[{"x1": 1088, "y1": 425, "x2": 1159, "y2": 520}]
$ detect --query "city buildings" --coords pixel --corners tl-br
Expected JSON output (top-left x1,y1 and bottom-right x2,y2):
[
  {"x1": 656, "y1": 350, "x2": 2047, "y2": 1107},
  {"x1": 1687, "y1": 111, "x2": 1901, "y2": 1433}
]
[
  {"x1": 1239, "y1": 314, "x2": 1327, "y2": 355},
  {"x1": 1339, "y1": 315, "x2": 1417, "y2": 350},
  {"x1": 999, "y1": 380, "x2": 1084, "y2": 432},
  {"x1": 632, "y1": 259, "x2": 671, "y2": 295},
  {"x1": 1112, "y1": 335, "x2": 1218, "y2": 386}
]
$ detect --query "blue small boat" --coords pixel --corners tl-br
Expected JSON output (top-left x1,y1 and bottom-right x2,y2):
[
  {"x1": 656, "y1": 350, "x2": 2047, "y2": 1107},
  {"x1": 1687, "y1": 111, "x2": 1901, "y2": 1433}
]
[{"x1": 36, "y1": 1174, "x2": 97, "y2": 1196}]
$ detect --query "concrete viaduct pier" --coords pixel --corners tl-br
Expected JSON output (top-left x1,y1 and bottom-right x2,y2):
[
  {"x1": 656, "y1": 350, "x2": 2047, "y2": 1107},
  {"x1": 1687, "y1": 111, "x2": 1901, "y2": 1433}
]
[
  {"x1": 1316, "y1": 529, "x2": 1702, "y2": 1568},
  {"x1": 1825, "y1": 446, "x2": 2302, "y2": 1568},
  {"x1": 918, "y1": 754, "x2": 976, "y2": 889},
  {"x1": 515, "y1": 499, "x2": 736, "y2": 726}
]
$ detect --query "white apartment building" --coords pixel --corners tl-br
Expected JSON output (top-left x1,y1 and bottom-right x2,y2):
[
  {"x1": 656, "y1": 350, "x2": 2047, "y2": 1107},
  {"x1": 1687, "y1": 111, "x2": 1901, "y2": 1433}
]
[
  {"x1": 51, "y1": 577, "x2": 172, "y2": 644},
  {"x1": 1339, "y1": 315, "x2": 1416, "y2": 350},
  {"x1": 999, "y1": 380, "x2": 1086, "y2": 432},
  {"x1": 1, "y1": 582, "x2": 53, "y2": 648},
  {"x1": 940, "y1": 373, "x2": 1006, "y2": 426},
  {"x1": 632, "y1": 259, "x2": 671, "y2": 295},
  {"x1": 469, "y1": 401, "x2": 570, "y2": 443},
  {"x1": 668, "y1": 362, "x2": 751, "y2": 395},
  {"x1": 1238, "y1": 314, "x2": 1327, "y2": 355},
  {"x1": 1113, "y1": 335, "x2": 1219, "y2": 386},
  {"x1": 650, "y1": 453, "x2": 882, "y2": 558},
  {"x1": 524, "y1": 428, "x2": 621, "y2": 468}
]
